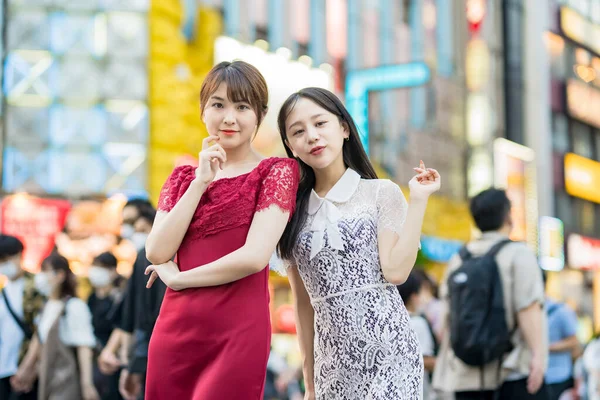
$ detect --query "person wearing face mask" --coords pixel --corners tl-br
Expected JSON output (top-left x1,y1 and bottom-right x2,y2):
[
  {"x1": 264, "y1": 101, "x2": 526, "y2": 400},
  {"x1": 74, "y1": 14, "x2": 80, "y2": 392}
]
[
  {"x1": 0, "y1": 235, "x2": 46, "y2": 400},
  {"x1": 11, "y1": 253, "x2": 99, "y2": 400},
  {"x1": 87, "y1": 252, "x2": 124, "y2": 400},
  {"x1": 98, "y1": 199, "x2": 153, "y2": 386}
]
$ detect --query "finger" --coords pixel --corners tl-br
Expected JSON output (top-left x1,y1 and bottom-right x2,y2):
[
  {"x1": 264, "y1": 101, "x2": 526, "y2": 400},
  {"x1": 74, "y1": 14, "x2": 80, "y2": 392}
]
[
  {"x1": 144, "y1": 266, "x2": 155, "y2": 276},
  {"x1": 146, "y1": 272, "x2": 157, "y2": 288},
  {"x1": 203, "y1": 151, "x2": 226, "y2": 163},
  {"x1": 420, "y1": 160, "x2": 425, "y2": 169},
  {"x1": 201, "y1": 135, "x2": 220, "y2": 150}
]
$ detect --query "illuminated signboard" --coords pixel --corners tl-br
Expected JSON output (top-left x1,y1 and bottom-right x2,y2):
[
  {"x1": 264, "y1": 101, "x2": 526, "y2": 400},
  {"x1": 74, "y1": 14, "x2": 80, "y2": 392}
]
[
  {"x1": 345, "y1": 62, "x2": 431, "y2": 155},
  {"x1": 538, "y1": 217, "x2": 565, "y2": 271},
  {"x1": 560, "y1": 7, "x2": 600, "y2": 56},
  {"x1": 566, "y1": 79, "x2": 600, "y2": 129},
  {"x1": 568, "y1": 234, "x2": 600, "y2": 270},
  {"x1": 564, "y1": 152, "x2": 600, "y2": 204},
  {"x1": 493, "y1": 138, "x2": 538, "y2": 249}
]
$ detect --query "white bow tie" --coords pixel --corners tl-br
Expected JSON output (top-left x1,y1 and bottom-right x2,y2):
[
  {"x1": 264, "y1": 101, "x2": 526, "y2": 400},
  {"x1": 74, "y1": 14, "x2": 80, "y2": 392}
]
[{"x1": 309, "y1": 199, "x2": 344, "y2": 259}]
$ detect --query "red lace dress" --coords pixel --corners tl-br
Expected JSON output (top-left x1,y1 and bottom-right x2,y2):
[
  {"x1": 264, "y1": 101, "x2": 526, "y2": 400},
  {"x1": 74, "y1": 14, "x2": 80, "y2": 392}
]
[{"x1": 145, "y1": 157, "x2": 299, "y2": 400}]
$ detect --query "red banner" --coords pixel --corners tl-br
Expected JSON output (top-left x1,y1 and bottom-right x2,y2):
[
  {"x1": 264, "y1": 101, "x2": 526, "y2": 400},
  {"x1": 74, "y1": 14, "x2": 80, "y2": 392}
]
[
  {"x1": 1, "y1": 195, "x2": 71, "y2": 272},
  {"x1": 568, "y1": 234, "x2": 600, "y2": 270}
]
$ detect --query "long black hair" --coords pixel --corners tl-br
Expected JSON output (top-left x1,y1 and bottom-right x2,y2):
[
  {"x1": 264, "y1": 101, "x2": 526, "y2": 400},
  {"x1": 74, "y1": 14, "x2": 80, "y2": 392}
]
[
  {"x1": 42, "y1": 252, "x2": 77, "y2": 299},
  {"x1": 276, "y1": 87, "x2": 378, "y2": 260}
]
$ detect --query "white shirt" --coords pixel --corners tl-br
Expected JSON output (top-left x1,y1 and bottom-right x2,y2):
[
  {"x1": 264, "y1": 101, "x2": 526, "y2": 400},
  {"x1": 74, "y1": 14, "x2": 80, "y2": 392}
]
[
  {"x1": 37, "y1": 298, "x2": 96, "y2": 348},
  {"x1": 410, "y1": 314, "x2": 435, "y2": 400},
  {"x1": 0, "y1": 277, "x2": 25, "y2": 379}
]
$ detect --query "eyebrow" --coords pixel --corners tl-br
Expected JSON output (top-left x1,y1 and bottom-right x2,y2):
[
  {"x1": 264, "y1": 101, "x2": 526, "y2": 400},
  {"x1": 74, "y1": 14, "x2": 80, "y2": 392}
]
[
  {"x1": 210, "y1": 96, "x2": 226, "y2": 101},
  {"x1": 288, "y1": 113, "x2": 326, "y2": 130}
]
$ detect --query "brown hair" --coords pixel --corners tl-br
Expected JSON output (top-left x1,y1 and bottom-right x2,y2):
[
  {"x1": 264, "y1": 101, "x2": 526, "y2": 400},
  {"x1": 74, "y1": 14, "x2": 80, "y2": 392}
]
[
  {"x1": 200, "y1": 61, "x2": 269, "y2": 128},
  {"x1": 42, "y1": 252, "x2": 77, "y2": 299}
]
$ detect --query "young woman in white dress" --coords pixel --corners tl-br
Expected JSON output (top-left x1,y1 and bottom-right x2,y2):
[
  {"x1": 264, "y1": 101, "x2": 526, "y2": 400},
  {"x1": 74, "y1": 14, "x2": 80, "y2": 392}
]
[{"x1": 275, "y1": 87, "x2": 441, "y2": 400}]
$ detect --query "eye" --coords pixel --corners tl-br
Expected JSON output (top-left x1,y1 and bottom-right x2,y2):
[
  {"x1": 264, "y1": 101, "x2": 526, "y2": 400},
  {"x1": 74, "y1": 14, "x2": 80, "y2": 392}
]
[
  {"x1": 212, "y1": 102, "x2": 223, "y2": 108},
  {"x1": 237, "y1": 104, "x2": 250, "y2": 111},
  {"x1": 316, "y1": 121, "x2": 327, "y2": 127},
  {"x1": 293, "y1": 129, "x2": 305, "y2": 136}
]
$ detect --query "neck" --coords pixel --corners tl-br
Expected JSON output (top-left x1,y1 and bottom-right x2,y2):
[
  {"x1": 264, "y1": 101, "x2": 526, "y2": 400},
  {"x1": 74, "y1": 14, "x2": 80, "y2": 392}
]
[
  {"x1": 497, "y1": 224, "x2": 512, "y2": 236},
  {"x1": 11, "y1": 268, "x2": 25, "y2": 281},
  {"x1": 313, "y1": 159, "x2": 347, "y2": 197},
  {"x1": 222, "y1": 142, "x2": 258, "y2": 167},
  {"x1": 95, "y1": 286, "x2": 111, "y2": 298}
]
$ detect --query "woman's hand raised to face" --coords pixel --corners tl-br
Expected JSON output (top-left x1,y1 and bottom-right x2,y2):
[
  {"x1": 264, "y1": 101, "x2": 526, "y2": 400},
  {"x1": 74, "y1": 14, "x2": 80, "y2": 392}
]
[{"x1": 195, "y1": 135, "x2": 227, "y2": 185}]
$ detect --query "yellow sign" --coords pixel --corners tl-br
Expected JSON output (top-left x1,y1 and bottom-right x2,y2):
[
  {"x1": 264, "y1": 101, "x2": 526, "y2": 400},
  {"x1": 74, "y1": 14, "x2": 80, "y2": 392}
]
[
  {"x1": 565, "y1": 153, "x2": 600, "y2": 204},
  {"x1": 560, "y1": 7, "x2": 600, "y2": 56}
]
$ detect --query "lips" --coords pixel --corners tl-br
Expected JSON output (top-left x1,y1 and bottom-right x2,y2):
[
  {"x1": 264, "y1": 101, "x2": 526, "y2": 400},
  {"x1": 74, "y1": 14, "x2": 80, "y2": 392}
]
[
  {"x1": 310, "y1": 146, "x2": 325, "y2": 155},
  {"x1": 220, "y1": 130, "x2": 238, "y2": 136}
]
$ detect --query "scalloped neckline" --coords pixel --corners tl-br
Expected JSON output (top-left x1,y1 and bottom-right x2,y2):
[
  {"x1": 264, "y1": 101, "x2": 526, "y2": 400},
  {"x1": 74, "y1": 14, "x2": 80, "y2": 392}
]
[{"x1": 208, "y1": 157, "x2": 274, "y2": 187}]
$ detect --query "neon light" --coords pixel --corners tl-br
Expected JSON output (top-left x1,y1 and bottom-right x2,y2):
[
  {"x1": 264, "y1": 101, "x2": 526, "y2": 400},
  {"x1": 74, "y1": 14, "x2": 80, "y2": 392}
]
[{"x1": 345, "y1": 62, "x2": 431, "y2": 154}]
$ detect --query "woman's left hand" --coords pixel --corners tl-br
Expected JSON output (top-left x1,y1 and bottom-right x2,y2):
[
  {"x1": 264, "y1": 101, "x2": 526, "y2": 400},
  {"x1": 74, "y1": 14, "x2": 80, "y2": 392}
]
[
  {"x1": 145, "y1": 261, "x2": 182, "y2": 290},
  {"x1": 82, "y1": 383, "x2": 100, "y2": 400},
  {"x1": 409, "y1": 160, "x2": 441, "y2": 201}
]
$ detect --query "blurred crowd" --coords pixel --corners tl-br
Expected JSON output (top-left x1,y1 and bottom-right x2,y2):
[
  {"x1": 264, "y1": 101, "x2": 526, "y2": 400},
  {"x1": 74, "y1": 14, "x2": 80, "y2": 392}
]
[{"x1": 0, "y1": 190, "x2": 599, "y2": 400}]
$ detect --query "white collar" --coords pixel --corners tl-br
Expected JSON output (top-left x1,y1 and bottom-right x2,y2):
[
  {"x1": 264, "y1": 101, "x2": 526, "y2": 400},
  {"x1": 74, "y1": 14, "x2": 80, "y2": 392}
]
[
  {"x1": 306, "y1": 169, "x2": 361, "y2": 259},
  {"x1": 307, "y1": 169, "x2": 361, "y2": 215}
]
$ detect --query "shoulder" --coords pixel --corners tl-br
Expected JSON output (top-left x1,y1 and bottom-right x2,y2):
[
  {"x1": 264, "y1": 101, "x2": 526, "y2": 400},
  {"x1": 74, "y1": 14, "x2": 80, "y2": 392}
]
[
  {"x1": 259, "y1": 157, "x2": 299, "y2": 175},
  {"x1": 66, "y1": 297, "x2": 92, "y2": 318},
  {"x1": 168, "y1": 164, "x2": 195, "y2": 180},
  {"x1": 372, "y1": 179, "x2": 402, "y2": 195}
]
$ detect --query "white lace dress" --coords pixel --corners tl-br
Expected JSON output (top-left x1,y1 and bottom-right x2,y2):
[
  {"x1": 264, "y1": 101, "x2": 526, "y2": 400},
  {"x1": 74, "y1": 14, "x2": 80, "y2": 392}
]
[{"x1": 289, "y1": 168, "x2": 423, "y2": 400}]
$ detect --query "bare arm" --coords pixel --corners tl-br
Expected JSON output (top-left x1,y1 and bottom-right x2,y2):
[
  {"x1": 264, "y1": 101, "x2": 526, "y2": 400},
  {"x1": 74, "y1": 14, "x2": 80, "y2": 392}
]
[
  {"x1": 145, "y1": 179, "x2": 208, "y2": 265},
  {"x1": 549, "y1": 335, "x2": 579, "y2": 353},
  {"x1": 120, "y1": 331, "x2": 132, "y2": 365},
  {"x1": 163, "y1": 205, "x2": 290, "y2": 290},
  {"x1": 288, "y1": 265, "x2": 315, "y2": 394},
  {"x1": 77, "y1": 346, "x2": 96, "y2": 388},
  {"x1": 517, "y1": 302, "x2": 545, "y2": 359},
  {"x1": 423, "y1": 356, "x2": 436, "y2": 372},
  {"x1": 379, "y1": 198, "x2": 428, "y2": 284}
]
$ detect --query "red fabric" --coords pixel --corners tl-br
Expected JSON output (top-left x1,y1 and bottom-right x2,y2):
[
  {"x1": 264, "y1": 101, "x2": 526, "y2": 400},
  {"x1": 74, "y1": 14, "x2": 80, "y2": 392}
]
[{"x1": 146, "y1": 157, "x2": 299, "y2": 400}]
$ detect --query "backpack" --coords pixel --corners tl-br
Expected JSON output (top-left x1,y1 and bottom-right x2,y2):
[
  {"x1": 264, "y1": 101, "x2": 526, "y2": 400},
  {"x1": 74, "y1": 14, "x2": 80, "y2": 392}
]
[
  {"x1": 448, "y1": 239, "x2": 514, "y2": 367},
  {"x1": 420, "y1": 313, "x2": 439, "y2": 356}
]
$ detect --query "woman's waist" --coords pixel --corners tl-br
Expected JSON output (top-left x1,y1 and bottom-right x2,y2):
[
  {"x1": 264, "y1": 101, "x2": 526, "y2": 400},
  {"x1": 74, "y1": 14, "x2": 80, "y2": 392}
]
[{"x1": 310, "y1": 282, "x2": 398, "y2": 304}]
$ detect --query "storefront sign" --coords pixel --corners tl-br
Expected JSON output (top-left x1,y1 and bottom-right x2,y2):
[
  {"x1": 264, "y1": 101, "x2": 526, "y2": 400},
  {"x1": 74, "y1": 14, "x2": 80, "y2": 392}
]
[
  {"x1": 493, "y1": 138, "x2": 538, "y2": 249},
  {"x1": 564, "y1": 152, "x2": 600, "y2": 204},
  {"x1": 567, "y1": 234, "x2": 600, "y2": 270},
  {"x1": 538, "y1": 217, "x2": 565, "y2": 271},
  {"x1": 566, "y1": 79, "x2": 600, "y2": 129},
  {"x1": 0, "y1": 194, "x2": 71, "y2": 272},
  {"x1": 560, "y1": 7, "x2": 600, "y2": 56}
]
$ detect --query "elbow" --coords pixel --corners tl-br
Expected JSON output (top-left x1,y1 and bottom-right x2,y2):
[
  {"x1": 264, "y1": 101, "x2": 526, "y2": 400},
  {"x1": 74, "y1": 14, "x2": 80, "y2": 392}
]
[
  {"x1": 145, "y1": 241, "x2": 173, "y2": 266},
  {"x1": 382, "y1": 265, "x2": 410, "y2": 285}
]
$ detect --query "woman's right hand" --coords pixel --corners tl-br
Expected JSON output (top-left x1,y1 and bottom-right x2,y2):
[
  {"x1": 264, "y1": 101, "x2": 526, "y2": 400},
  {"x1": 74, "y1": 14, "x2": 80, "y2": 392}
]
[
  {"x1": 304, "y1": 390, "x2": 316, "y2": 400},
  {"x1": 195, "y1": 135, "x2": 226, "y2": 185}
]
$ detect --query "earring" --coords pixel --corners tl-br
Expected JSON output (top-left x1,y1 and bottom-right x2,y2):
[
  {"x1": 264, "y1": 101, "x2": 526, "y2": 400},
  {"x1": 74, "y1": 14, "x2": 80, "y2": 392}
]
[{"x1": 345, "y1": 137, "x2": 350, "y2": 141}]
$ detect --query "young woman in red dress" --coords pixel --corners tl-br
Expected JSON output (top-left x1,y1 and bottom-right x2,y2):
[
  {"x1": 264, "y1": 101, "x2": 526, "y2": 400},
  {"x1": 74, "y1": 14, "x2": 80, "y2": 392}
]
[{"x1": 143, "y1": 61, "x2": 299, "y2": 400}]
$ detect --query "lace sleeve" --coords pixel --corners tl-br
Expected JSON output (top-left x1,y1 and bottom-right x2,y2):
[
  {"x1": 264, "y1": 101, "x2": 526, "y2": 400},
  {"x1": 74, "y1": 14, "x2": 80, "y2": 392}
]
[
  {"x1": 257, "y1": 159, "x2": 299, "y2": 220},
  {"x1": 376, "y1": 180, "x2": 408, "y2": 235},
  {"x1": 269, "y1": 251, "x2": 294, "y2": 276},
  {"x1": 157, "y1": 165, "x2": 195, "y2": 212}
]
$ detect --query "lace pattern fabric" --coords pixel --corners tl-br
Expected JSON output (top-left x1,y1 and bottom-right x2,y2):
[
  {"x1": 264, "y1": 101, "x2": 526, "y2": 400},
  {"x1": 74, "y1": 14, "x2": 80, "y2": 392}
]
[
  {"x1": 156, "y1": 158, "x2": 299, "y2": 242},
  {"x1": 293, "y1": 178, "x2": 423, "y2": 399}
]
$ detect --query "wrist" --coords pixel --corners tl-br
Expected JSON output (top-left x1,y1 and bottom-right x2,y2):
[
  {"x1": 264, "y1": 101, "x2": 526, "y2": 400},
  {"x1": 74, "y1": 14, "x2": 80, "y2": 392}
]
[
  {"x1": 172, "y1": 271, "x2": 187, "y2": 291},
  {"x1": 409, "y1": 194, "x2": 430, "y2": 204},
  {"x1": 190, "y1": 178, "x2": 209, "y2": 191}
]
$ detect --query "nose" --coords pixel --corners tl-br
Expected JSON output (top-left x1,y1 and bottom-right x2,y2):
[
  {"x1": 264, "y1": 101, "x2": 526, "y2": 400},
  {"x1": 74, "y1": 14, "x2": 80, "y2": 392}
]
[
  {"x1": 306, "y1": 126, "x2": 320, "y2": 143},
  {"x1": 223, "y1": 108, "x2": 235, "y2": 125}
]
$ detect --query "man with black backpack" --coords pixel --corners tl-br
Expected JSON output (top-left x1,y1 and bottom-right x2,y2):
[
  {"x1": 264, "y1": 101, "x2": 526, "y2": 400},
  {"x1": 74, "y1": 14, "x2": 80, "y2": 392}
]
[{"x1": 432, "y1": 188, "x2": 549, "y2": 399}]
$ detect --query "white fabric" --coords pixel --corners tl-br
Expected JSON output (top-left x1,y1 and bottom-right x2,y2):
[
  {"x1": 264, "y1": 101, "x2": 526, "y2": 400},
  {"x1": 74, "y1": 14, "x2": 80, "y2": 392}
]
[
  {"x1": 410, "y1": 314, "x2": 434, "y2": 400},
  {"x1": 0, "y1": 277, "x2": 25, "y2": 378},
  {"x1": 583, "y1": 338, "x2": 600, "y2": 400},
  {"x1": 307, "y1": 169, "x2": 362, "y2": 259},
  {"x1": 37, "y1": 298, "x2": 96, "y2": 348},
  {"x1": 292, "y1": 174, "x2": 422, "y2": 399}
]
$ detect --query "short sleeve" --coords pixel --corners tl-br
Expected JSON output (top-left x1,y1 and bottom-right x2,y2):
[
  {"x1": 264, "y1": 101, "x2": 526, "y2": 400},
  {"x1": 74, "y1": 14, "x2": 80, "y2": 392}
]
[
  {"x1": 62, "y1": 298, "x2": 96, "y2": 348},
  {"x1": 558, "y1": 305, "x2": 578, "y2": 338},
  {"x1": 411, "y1": 316, "x2": 435, "y2": 356},
  {"x1": 269, "y1": 251, "x2": 295, "y2": 276},
  {"x1": 157, "y1": 165, "x2": 196, "y2": 212},
  {"x1": 257, "y1": 159, "x2": 299, "y2": 220},
  {"x1": 376, "y1": 180, "x2": 408, "y2": 235},
  {"x1": 512, "y1": 245, "x2": 545, "y2": 312}
]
